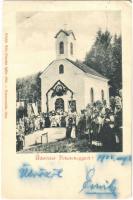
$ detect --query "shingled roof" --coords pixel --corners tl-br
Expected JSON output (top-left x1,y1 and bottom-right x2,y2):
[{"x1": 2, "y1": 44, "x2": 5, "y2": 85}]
[
  {"x1": 66, "y1": 58, "x2": 107, "y2": 79},
  {"x1": 55, "y1": 29, "x2": 76, "y2": 40}
]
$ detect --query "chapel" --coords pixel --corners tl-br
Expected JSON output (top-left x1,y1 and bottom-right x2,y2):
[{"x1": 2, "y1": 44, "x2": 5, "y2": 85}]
[{"x1": 40, "y1": 29, "x2": 109, "y2": 113}]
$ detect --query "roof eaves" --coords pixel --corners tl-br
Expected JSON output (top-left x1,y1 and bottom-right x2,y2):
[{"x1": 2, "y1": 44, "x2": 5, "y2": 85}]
[
  {"x1": 66, "y1": 58, "x2": 87, "y2": 74},
  {"x1": 85, "y1": 72, "x2": 109, "y2": 82},
  {"x1": 39, "y1": 60, "x2": 56, "y2": 77},
  {"x1": 66, "y1": 58, "x2": 108, "y2": 80},
  {"x1": 55, "y1": 29, "x2": 69, "y2": 38},
  {"x1": 55, "y1": 29, "x2": 76, "y2": 40},
  {"x1": 80, "y1": 62, "x2": 107, "y2": 79}
]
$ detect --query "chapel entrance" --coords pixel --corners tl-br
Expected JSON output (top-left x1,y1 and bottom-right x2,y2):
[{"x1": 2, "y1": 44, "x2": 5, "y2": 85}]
[
  {"x1": 55, "y1": 98, "x2": 64, "y2": 112},
  {"x1": 46, "y1": 80, "x2": 73, "y2": 112}
]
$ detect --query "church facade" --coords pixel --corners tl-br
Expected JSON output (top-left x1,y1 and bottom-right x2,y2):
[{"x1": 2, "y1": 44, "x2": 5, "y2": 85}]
[{"x1": 40, "y1": 29, "x2": 109, "y2": 113}]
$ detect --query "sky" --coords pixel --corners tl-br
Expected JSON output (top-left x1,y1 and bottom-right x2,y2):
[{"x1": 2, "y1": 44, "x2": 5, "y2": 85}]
[{"x1": 15, "y1": 11, "x2": 121, "y2": 77}]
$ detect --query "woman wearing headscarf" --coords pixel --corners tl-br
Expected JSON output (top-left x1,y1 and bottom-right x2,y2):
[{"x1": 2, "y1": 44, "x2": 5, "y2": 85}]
[
  {"x1": 114, "y1": 103, "x2": 122, "y2": 151},
  {"x1": 101, "y1": 108, "x2": 115, "y2": 152},
  {"x1": 76, "y1": 110, "x2": 86, "y2": 139},
  {"x1": 45, "y1": 113, "x2": 51, "y2": 128},
  {"x1": 66, "y1": 115, "x2": 73, "y2": 139}
]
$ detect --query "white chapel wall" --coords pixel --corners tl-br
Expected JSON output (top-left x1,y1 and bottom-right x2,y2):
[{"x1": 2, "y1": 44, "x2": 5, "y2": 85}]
[
  {"x1": 40, "y1": 59, "x2": 86, "y2": 113},
  {"x1": 84, "y1": 75, "x2": 109, "y2": 107}
]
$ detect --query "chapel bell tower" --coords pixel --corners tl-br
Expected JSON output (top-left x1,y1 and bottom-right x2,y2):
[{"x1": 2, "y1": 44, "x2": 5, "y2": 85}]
[{"x1": 55, "y1": 29, "x2": 76, "y2": 60}]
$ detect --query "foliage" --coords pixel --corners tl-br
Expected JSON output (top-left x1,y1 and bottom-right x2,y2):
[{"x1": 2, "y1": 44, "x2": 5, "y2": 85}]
[
  {"x1": 16, "y1": 72, "x2": 41, "y2": 103},
  {"x1": 84, "y1": 29, "x2": 122, "y2": 95}
]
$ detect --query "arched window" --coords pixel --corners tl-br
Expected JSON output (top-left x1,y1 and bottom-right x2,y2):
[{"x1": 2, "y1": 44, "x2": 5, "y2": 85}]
[
  {"x1": 70, "y1": 42, "x2": 73, "y2": 55},
  {"x1": 59, "y1": 41, "x2": 64, "y2": 54},
  {"x1": 59, "y1": 65, "x2": 64, "y2": 74},
  {"x1": 101, "y1": 90, "x2": 104, "y2": 101},
  {"x1": 90, "y1": 88, "x2": 94, "y2": 103}
]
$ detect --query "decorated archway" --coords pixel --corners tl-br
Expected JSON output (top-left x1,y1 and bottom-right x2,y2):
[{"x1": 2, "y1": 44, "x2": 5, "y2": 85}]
[{"x1": 46, "y1": 80, "x2": 73, "y2": 112}]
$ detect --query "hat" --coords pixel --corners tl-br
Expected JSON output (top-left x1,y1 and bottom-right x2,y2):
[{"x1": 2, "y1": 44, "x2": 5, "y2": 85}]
[{"x1": 105, "y1": 107, "x2": 110, "y2": 112}]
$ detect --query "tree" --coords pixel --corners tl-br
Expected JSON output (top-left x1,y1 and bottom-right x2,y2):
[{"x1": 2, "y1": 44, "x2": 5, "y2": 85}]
[
  {"x1": 84, "y1": 29, "x2": 122, "y2": 95},
  {"x1": 16, "y1": 72, "x2": 41, "y2": 103},
  {"x1": 109, "y1": 35, "x2": 122, "y2": 90}
]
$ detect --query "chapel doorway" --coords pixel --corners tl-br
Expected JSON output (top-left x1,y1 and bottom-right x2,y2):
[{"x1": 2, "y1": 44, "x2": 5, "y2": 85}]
[{"x1": 55, "y1": 98, "x2": 64, "y2": 112}]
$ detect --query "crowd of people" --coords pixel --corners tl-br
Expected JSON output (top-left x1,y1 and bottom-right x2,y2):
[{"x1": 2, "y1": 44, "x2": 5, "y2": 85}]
[{"x1": 16, "y1": 96, "x2": 122, "y2": 152}]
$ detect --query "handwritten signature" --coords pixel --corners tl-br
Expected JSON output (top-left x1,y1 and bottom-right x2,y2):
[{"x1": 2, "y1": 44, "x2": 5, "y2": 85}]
[
  {"x1": 80, "y1": 167, "x2": 118, "y2": 198},
  {"x1": 19, "y1": 163, "x2": 63, "y2": 179},
  {"x1": 97, "y1": 154, "x2": 132, "y2": 165}
]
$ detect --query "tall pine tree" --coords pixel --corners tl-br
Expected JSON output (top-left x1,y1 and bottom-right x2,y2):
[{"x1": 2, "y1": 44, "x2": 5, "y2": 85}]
[{"x1": 84, "y1": 29, "x2": 122, "y2": 96}]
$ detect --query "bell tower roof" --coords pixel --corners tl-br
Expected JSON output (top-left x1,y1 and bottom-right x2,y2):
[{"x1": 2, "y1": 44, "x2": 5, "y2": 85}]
[{"x1": 55, "y1": 29, "x2": 76, "y2": 40}]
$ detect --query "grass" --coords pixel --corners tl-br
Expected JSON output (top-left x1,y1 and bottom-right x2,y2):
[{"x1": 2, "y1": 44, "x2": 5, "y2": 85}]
[{"x1": 18, "y1": 137, "x2": 92, "y2": 153}]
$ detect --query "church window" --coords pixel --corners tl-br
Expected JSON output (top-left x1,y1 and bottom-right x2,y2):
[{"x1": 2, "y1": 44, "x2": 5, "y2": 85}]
[
  {"x1": 59, "y1": 41, "x2": 64, "y2": 54},
  {"x1": 101, "y1": 90, "x2": 104, "y2": 101},
  {"x1": 59, "y1": 65, "x2": 64, "y2": 74},
  {"x1": 90, "y1": 88, "x2": 94, "y2": 103},
  {"x1": 70, "y1": 42, "x2": 73, "y2": 55}
]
